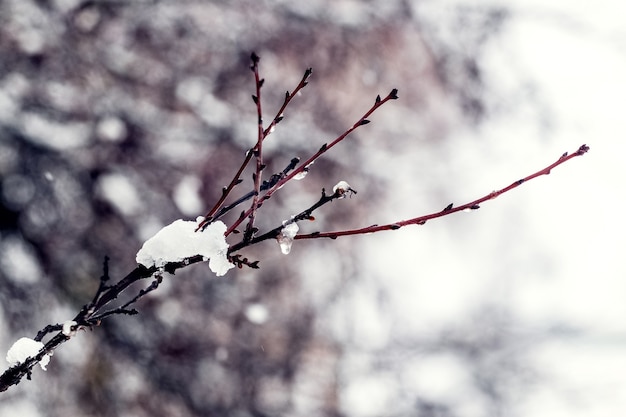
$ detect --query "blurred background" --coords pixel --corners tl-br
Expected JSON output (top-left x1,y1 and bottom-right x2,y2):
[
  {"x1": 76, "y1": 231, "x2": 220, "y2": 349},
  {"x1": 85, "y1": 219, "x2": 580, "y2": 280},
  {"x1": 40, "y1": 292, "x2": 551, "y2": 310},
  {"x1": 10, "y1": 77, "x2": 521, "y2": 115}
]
[{"x1": 0, "y1": 0, "x2": 624, "y2": 416}]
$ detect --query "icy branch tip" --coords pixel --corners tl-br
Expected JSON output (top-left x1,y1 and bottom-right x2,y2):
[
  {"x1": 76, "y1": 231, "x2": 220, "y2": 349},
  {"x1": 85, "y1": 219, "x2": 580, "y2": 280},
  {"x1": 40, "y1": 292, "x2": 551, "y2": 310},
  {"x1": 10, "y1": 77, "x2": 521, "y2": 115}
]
[
  {"x1": 136, "y1": 219, "x2": 234, "y2": 276},
  {"x1": 6, "y1": 337, "x2": 51, "y2": 371},
  {"x1": 333, "y1": 180, "x2": 356, "y2": 198}
]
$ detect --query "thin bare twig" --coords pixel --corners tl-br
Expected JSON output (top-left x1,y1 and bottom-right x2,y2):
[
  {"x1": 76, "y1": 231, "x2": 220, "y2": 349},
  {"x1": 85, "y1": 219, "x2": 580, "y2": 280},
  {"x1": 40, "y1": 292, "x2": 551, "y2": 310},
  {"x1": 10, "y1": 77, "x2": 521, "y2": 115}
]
[
  {"x1": 196, "y1": 56, "x2": 312, "y2": 231},
  {"x1": 244, "y1": 52, "x2": 267, "y2": 242},
  {"x1": 294, "y1": 144, "x2": 590, "y2": 240},
  {"x1": 225, "y1": 89, "x2": 399, "y2": 237}
]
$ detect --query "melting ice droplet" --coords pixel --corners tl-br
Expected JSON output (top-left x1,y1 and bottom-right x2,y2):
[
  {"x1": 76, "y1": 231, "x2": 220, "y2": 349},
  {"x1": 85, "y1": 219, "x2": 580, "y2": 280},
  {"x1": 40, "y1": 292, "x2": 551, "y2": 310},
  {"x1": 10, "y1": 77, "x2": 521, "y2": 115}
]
[
  {"x1": 294, "y1": 162, "x2": 313, "y2": 180},
  {"x1": 277, "y1": 221, "x2": 299, "y2": 255},
  {"x1": 6, "y1": 337, "x2": 51, "y2": 371}
]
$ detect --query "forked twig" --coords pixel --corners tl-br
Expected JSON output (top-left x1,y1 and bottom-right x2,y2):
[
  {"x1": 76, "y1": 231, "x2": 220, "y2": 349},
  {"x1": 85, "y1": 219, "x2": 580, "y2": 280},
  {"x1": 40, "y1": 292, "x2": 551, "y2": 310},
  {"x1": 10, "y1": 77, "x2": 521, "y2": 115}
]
[
  {"x1": 244, "y1": 52, "x2": 266, "y2": 242},
  {"x1": 225, "y1": 88, "x2": 399, "y2": 237},
  {"x1": 196, "y1": 56, "x2": 312, "y2": 231}
]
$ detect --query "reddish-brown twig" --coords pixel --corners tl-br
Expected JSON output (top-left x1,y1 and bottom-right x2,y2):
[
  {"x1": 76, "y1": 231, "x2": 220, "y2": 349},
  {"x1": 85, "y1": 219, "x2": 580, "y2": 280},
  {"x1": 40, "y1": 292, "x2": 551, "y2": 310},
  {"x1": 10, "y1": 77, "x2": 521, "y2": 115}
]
[
  {"x1": 196, "y1": 56, "x2": 312, "y2": 232},
  {"x1": 294, "y1": 144, "x2": 590, "y2": 240},
  {"x1": 244, "y1": 52, "x2": 265, "y2": 242},
  {"x1": 225, "y1": 89, "x2": 399, "y2": 237}
]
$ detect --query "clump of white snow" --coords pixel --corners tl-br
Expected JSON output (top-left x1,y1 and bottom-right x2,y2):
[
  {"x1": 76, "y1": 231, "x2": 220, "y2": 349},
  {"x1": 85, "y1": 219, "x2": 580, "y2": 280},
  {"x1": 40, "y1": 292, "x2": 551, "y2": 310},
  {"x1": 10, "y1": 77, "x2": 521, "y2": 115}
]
[
  {"x1": 135, "y1": 218, "x2": 234, "y2": 276},
  {"x1": 277, "y1": 221, "x2": 299, "y2": 255},
  {"x1": 62, "y1": 320, "x2": 78, "y2": 337},
  {"x1": 6, "y1": 337, "x2": 50, "y2": 371},
  {"x1": 333, "y1": 180, "x2": 355, "y2": 198}
]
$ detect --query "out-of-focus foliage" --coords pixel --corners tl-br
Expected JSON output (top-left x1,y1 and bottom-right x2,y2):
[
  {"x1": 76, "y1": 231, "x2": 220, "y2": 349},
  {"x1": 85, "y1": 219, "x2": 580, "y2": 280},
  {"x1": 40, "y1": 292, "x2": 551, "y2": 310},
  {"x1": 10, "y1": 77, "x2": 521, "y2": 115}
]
[{"x1": 0, "y1": 0, "x2": 516, "y2": 416}]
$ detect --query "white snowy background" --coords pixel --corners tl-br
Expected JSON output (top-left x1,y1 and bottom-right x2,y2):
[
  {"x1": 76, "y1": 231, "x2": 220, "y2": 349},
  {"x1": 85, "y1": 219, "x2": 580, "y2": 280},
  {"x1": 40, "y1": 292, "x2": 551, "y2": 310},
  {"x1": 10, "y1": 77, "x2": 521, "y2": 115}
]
[
  {"x1": 1, "y1": 1, "x2": 625, "y2": 416},
  {"x1": 325, "y1": 1, "x2": 626, "y2": 416}
]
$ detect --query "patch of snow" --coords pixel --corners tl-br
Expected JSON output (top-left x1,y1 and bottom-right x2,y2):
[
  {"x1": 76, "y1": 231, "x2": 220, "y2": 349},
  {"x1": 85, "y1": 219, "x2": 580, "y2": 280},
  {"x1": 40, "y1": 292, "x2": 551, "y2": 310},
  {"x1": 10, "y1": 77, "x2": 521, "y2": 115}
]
[
  {"x1": 332, "y1": 180, "x2": 355, "y2": 198},
  {"x1": 62, "y1": 320, "x2": 77, "y2": 337},
  {"x1": 136, "y1": 218, "x2": 234, "y2": 276},
  {"x1": 6, "y1": 337, "x2": 50, "y2": 371}
]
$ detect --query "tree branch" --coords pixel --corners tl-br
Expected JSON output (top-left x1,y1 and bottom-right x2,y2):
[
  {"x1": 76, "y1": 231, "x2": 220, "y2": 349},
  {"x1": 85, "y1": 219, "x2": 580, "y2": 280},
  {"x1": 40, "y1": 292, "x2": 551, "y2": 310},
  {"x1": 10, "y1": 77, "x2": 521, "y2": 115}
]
[{"x1": 295, "y1": 144, "x2": 590, "y2": 240}]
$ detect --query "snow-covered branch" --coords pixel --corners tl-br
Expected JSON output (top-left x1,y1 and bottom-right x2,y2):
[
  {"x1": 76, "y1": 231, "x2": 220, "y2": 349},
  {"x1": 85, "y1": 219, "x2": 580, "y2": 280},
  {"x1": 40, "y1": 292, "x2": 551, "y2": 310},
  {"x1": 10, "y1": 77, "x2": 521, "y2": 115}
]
[{"x1": 0, "y1": 53, "x2": 589, "y2": 394}]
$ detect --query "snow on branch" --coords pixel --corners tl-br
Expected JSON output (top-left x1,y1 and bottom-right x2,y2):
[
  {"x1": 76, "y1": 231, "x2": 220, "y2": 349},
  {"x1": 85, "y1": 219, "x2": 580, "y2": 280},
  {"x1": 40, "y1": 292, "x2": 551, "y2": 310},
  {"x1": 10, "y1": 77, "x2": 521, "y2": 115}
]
[{"x1": 136, "y1": 218, "x2": 233, "y2": 276}]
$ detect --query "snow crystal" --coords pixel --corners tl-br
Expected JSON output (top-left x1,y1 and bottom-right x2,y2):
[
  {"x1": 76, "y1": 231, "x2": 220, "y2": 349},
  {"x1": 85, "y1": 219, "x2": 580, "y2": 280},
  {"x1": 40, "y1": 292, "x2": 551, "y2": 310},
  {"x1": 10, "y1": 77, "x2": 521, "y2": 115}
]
[
  {"x1": 136, "y1": 218, "x2": 234, "y2": 276},
  {"x1": 6, "y1": 337, "x2": 50, "y2": 371},
  {"x1": 277, "y1": 221, "x2": 299, "y2": 255}
]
